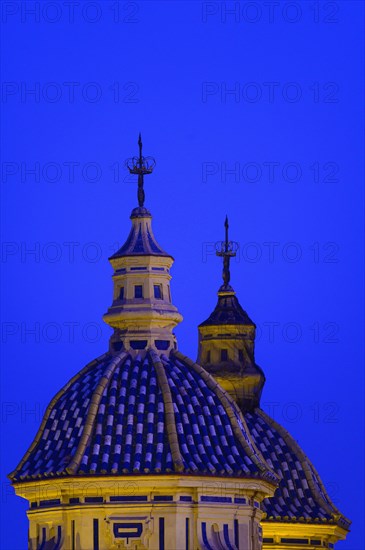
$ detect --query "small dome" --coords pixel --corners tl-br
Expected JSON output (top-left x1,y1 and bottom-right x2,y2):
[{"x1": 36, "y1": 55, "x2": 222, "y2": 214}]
[
  {"x1": 199, "y1": 289, "x2": 254, "y2": 327},
  {"x1": 110, "y1": 207, "x2": 171, "y2": 259}
]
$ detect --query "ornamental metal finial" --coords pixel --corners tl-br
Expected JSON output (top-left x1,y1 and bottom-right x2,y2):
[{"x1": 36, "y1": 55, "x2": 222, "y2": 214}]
[
  {"x1": 216, "y1": 216, "x2": 239, "y2": 288},
  {"x1": 125, "y1": 133, "x2": 156, "y2": 207}
]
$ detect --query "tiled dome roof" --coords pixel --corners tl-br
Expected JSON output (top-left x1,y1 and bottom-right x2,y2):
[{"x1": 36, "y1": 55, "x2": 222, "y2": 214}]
[
  {"x1": 9, "y1": 349, "x2": 350, "y2": 528},
  {"x1": 10, "y1": 350, "x2": 276, "y2": 483},
  {"x1": 245, "y1": 410, "x2": 351, "y2": 530}
]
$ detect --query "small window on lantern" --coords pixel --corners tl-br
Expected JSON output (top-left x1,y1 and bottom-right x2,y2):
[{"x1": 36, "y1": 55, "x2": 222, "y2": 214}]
[
  {"x1": 134, "y1": 285, "x2": 143, "y2": 299},
  {"x1": 154, "y1": 284, "x2": 163, "y2": 299},
  {"x1": 119, "y1": 287, "x2": 124, "y2": 300},
  {"x1": 239, "y1": 349, "x2": 244, "y2": 362},
  {"x1": 206, "y1": 350, "x2": 211, "y2": 363},
  {"x1": 221, "y1": 349, "x2": 228, "y2": 361}
]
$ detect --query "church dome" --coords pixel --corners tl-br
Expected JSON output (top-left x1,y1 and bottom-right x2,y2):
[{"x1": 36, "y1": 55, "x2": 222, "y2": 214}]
[
  {"x1": 10, "y1": 350, "x2": 276, "y2": 482},
  {"x1": 10, "y1": 137, "x2": 350, "y2": 550}
]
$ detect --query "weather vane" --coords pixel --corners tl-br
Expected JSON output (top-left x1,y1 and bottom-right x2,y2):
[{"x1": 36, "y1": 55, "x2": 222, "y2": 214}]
[
  {"x1": 216, "y1": 216, "x2": 239, "y2": 288},
  {"x1": 125, "y1": 133, "x2": 156, "y2": 207}
]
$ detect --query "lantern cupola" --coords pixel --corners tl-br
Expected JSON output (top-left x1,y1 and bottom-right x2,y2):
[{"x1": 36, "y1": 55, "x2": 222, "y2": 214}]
[{"x1": 103, "y1": 135, "x2": 182, "y2": 354}]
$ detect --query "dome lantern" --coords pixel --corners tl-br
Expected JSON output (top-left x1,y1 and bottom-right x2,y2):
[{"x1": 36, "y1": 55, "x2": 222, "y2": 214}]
[{"x1": 103, "y1": 135, "x2": 183, "y2": 355}]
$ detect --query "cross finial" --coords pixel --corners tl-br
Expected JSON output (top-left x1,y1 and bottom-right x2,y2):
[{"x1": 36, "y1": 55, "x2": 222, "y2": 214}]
[
  {"x1": 216, "y1": 216, "x2": 238, "y2": 289},
  {"x1": 125, "y1": 134, "x2": 156, "y2": 208},
  {"x1": 138, "y1": 132, "x2": 143, "y2": 166},
  {"x1": 224, "y1": 215, "x2": 229, "y2": 251}
]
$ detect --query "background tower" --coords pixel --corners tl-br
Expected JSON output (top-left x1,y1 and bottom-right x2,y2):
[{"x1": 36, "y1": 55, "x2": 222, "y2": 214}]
[
  {"x1": 197, "y1": 218, "x2": 351, "y2": 547},
  {"x1": 197, "y1": 217, "x2": 265, "y2": 412}
]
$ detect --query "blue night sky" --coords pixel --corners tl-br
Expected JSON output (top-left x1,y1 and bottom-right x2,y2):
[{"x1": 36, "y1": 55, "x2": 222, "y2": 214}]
[{"x1": 1, "y1": 1, "x2": 364, "y2": 548}]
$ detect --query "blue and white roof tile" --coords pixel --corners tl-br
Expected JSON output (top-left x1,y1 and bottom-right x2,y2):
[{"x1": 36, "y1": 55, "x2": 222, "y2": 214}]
[
  {"x1": 11, "y1": 351, "x2": 272, "y2": 481},
  {"x1": 110, "y1": 207, "x2": 171, "y2": 259},
  {"x1": 10, "y1": 350, "x2": 349, "y2": 528},
  {"x1": 245, "y1": 410, "x2": 350, "y2": 529}
]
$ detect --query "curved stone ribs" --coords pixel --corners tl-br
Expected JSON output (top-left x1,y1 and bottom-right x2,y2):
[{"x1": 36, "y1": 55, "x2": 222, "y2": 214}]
[
  {"x1": 173, "y1": 350, "x2": 278, "y2": 484},
  {"x1": 149, "y1": 349, "x2": 185, "y2": 473},
  {"x1": 66, "y1": 352, "x2": 128, "y2": 475},
  {"x1": 8, "y1": 353, "x2": 109, "y2": 481},
  {"x1": 257, "y1": 408, "x2": 351, "y2": 528}
]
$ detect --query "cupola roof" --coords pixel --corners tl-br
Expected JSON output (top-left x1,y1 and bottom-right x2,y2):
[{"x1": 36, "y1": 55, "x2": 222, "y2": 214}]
[
  {"x1": 199, "y1": 216, "x2": 253, "y2": 328},
  {"x1": 110, "y1": 206, "x2": 171, "y2": 260},
  {"x1": 199, "y1": 292, "x2": 254, "y2": 327}
]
